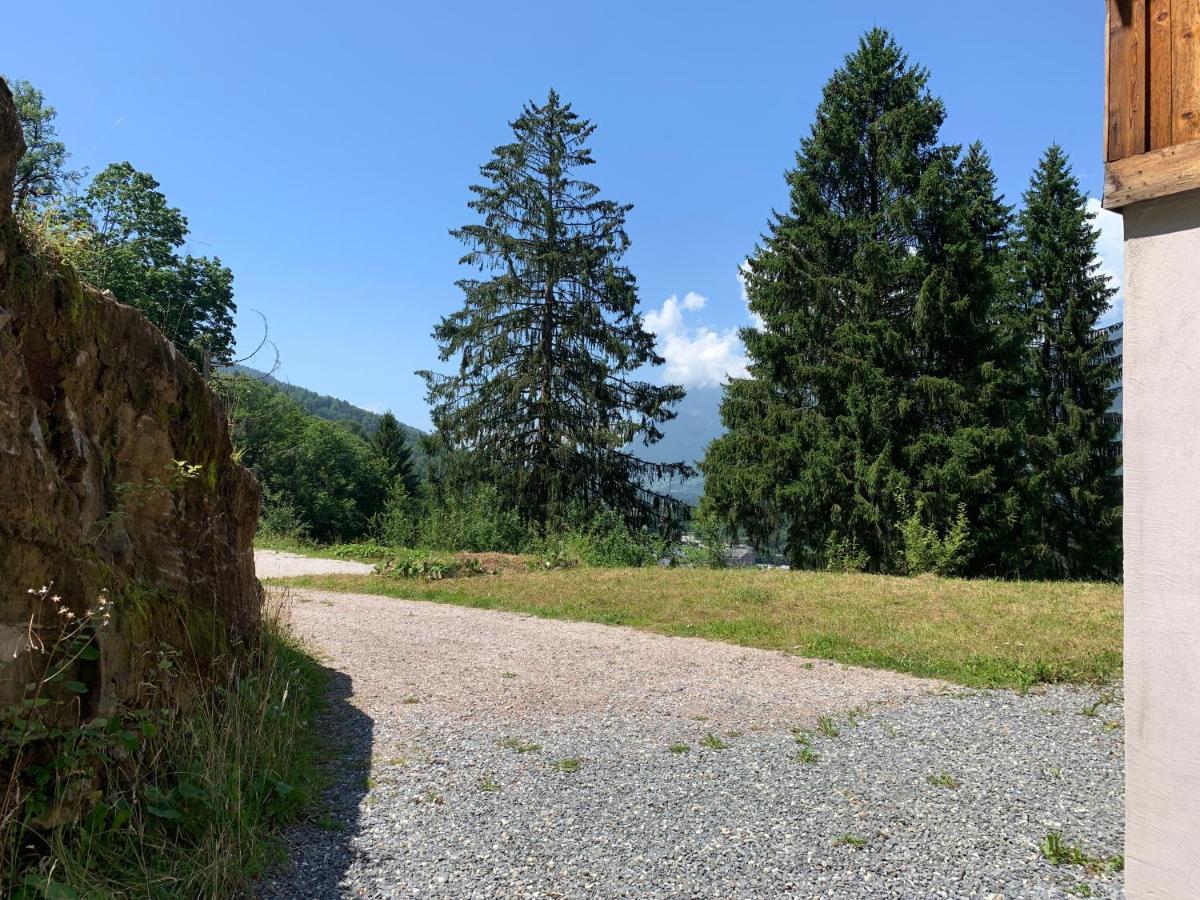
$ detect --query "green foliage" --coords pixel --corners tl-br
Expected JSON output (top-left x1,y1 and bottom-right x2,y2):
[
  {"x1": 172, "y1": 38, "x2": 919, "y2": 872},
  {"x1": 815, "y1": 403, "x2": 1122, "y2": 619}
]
[
  {"x1": 678, "y1": 509, "x2": 727, "y2": 569},
  {"x1": 898, "y1": 497, "x2": 972, "y2": 576},
  {"x1": 375, "y1": 549, "x2": 485, "y2": 581},
  {"x1": 420, "y1": 89, "x2": 691, "y2": 533},
  {"x1": 518, "y1": 506, "x2": 673, "y2": 569},
  {"x1": 823, "y1": 534, "x2": 869, "y2": 574},
  {"x1": 1011, "y1": 147, "x2": 1123, "y2": 580},
  {"x1": 3, "y1": 593, "x2": 326, "y2": 897},
  {"x1": 535, "y1": 508, "x2": 669, "y2": 568},
  {"x1": 257, "y1": 484, "x2": 311, "y2": 544},
  {"x1": 702, "y1": 30, "x2": 1010, "y2": 573},
  {"x1": 370, "y1": 413, "x2": 420, "y2": 498},
  {"x1": 59, "y1": 162, "x2": 238, "y2": 368},
  {"x1": 1039, "y1": 831, "x2": 1124, "y2": 874},
  {"x1": 218, "y1": 374, "x2": 388, "y2": 543},
  {"x1": 419, "y1": 483, "x2": 527, "y2": 554},
  {"x1": 371, "y1": 476, "x2": 419, "y2": 548},
  {"x1": 699, "y1": 32, "x2": 1120, "y2": 580},
  {"x1": 7, "y1": 78, "x2": 80, "y2": 212}
]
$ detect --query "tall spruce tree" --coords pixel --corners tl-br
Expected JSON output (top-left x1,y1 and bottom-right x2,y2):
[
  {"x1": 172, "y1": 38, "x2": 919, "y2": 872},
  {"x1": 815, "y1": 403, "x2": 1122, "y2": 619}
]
[
  {"x1": 905, "y1": 142, "x2": 1024, "y2": 574},
  {"x1": 1012, "y1": 146, "x2": 1122, "y2": 579},
  {"x1": 421, "y1": 90, "x2": 689, "y2": 531},
  {"x1": 371, "y1": 412, "x2": 420, "y2": 498},
  {"x1": 700, "y1": 30, "x2": 1012, "y2": 572}
]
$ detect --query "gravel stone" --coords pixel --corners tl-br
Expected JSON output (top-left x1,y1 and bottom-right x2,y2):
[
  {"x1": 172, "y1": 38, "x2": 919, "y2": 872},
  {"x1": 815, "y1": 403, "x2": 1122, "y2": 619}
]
[
  {"x1": 256, "y1": 558, "x2": 1123, "y2": 900},
  {"x1": 254, "y1": 550, "x2": 374, "y2": 579}
]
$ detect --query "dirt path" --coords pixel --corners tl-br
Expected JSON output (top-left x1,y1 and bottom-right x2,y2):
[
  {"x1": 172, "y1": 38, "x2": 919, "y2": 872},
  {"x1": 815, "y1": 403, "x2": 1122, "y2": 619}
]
[
  {"x1": 258, "y1": 553, "x2": 1124, "y2": 899},
  {"x1": 254, "y1": 549, "x2": 374, "y2": 579}
]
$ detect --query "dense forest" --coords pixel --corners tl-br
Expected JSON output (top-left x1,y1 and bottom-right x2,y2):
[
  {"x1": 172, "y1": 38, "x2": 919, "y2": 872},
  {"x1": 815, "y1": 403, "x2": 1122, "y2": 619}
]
[{"x1": 222, "y1": 365, "x2": 429, "y2": 466}]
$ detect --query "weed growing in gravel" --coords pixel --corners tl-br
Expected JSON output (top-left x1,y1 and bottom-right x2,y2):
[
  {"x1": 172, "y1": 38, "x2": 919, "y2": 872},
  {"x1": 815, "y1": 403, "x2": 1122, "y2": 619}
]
[
  {"x1": 818, "y1": 715, "x2": 840, "y2": 737},
  {"x1": 927, "y1": 771, "x2": 960, "y2": 789},
  {"x1": 415, "y1": 789, "x2": 445, "y2": 805},
  {"x1": 668, "y1": 743, "x2": 690, "y2": 754},
  {"x1": 498, "y1": 737, "x2": 541, "y2": 753},
  {"x1": 700, "y1": 734, "x2": 730, "y2": 751},
  {"x1": 554, "y1": 758, "x2": 581, "y2": 773},
  {"x1": 402, "y1": 696, "x2": 421, "y2": 704},
  {"x1": 478, "y1": 776, "x2": 501, "y2": 792},
  {"x1": 726, "y1": 730, "x2": 743, "y2": 738},
  {"x1": 846, "y1": 706, "x2": 866, "y2": 727},
  {"x1": 502, "y1": 672, "x2": 518, "y2": 679},
  {"x1": 1039, "y1": 832, "x2": 1123, "y2": 874},
  {"x1": 792, "y1": 747, "x2": 819, "y2": 764},
  {"x1": 1103, "y1": 720, "x2": 1122, "y2": 732},
  {"x1": 1079, "y1": 694, "x2": 1114, "y2": 718},
  {"x1": 1069, "y1": 884, "x2": 1093, "y2": 897},
  {"x1": 833, "y1": 834, "x2": 867, "y2": 847}
]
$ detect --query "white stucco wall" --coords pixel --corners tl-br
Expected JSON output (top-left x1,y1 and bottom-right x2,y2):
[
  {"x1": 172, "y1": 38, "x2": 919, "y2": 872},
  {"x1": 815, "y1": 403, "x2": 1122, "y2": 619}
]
[{"x1": 1123, "y1": 188, "x2": 1200, "y2": 898}]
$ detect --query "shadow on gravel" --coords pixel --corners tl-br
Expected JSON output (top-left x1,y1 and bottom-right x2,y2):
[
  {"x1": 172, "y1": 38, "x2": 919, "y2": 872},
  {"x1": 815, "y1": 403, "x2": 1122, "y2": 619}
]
[{"x1": 257, "y1": 667, "x2": 373, "y2": 899}]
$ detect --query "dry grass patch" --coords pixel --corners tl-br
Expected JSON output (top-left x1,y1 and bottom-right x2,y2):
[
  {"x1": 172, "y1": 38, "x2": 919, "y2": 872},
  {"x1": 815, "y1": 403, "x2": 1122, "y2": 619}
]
[{"x1": 268, "y1": 567, "x2": 1122, "y2": 689}]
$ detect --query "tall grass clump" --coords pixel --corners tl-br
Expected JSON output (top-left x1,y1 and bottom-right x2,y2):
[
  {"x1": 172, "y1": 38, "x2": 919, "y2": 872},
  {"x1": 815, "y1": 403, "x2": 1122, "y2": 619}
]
[
  {"x1": 419, "y1": 484, "x2": 527, "y2": 553},
  {"x1": 533, "y1": 508, "x2": 670, "y2": 568},
  {"x1": 2, "y1": 589, "x2": 326, "y2": 898}
]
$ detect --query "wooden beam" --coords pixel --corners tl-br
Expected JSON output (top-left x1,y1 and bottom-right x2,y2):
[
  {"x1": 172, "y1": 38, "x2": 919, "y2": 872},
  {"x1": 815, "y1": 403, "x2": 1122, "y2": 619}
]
[
  {"x1": 1104, "y1": 137, "x2": 1200, "y2": 207},
  {"x1": 1108, "y1": 0, "x2": 1149, "y2": 161},
  {"x1": 1150, "y1": 0, "x2": 1175, "y2": 149},
  {"x1": 1174, "y1": 0, "x2": 1200, "y2": 143}
]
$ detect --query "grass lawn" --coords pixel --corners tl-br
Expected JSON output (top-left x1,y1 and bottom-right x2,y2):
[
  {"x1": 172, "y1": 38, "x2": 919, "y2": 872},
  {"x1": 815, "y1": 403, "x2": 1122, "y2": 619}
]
[{"x1": 268, "y1": 566, "x2": 1122, "y2": 690}]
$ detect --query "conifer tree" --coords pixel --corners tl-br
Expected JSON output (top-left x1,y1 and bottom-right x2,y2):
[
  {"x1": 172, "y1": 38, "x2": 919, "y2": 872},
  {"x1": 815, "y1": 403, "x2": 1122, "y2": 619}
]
[
  {"x1": 1012, "y1": 146, "x2": 1122, "y2": 579},
  {"x1": 906, "y1": 142, "x2": 1023, "y2": 574},
  {"x1": 371, "y1": 412, "x2": 420, "y2": 498},
  {"x1": 701, "y1": 30, "x2": 1010, "y2": 572},
  {"x1": 421, "y1": 90, "x2": 689, "y2": 531}
]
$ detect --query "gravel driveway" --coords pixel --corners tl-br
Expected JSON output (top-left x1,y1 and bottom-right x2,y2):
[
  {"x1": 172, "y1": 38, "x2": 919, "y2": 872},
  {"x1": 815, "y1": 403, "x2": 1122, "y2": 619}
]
[
  {"x1": 257, "y1": 555, "x2": 1124, "y2": 899},
  {"x1": 254, "y1": 549, "x2": 375, "y2": 579}
]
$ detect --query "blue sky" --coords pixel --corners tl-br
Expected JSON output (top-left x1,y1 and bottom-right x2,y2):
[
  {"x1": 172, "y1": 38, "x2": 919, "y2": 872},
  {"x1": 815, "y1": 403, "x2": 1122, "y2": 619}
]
[{"x1": 5, "y1": 1, "x2": 1122, "y2": 429}]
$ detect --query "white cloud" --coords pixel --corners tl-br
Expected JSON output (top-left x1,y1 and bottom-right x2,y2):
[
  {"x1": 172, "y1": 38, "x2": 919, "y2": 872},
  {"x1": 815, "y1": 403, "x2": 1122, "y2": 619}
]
[
  {"x1": 643, "y1": 292, "x2": 748, "y2": 389},
  {"x1": 1087, "y1": 197, "x2": 1125, "y2": 324}
]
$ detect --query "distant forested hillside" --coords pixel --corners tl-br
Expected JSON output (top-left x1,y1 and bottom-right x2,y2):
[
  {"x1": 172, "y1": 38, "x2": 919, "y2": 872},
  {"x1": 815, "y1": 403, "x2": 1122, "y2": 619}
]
[{"x1": 223, "y1": 365, "x2": 427, "y2": 466}]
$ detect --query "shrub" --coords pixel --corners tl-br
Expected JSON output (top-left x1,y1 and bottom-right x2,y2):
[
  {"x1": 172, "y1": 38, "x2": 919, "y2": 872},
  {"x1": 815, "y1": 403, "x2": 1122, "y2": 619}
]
[
  {"x1": 533, "y1": 508, "x2": 669, "y2": 569},
  {"x1": 375, "y1": 549, "x2": 485, "y2": 580},
  {"x1": 823, "y1": 533, "x2": 869, "y2": 573},
  {"x1": 257, "y1": 484, "x2": 310, "y2": 544},
  {"x1": 371, "y1": 477, "x2": 419, "y2": 548},
  {"x1": 419, "y1": 484, "x2": 527, "y2": 553},
  {"x1": 678, "y1": 509, "x2": 727, "y2": 569},
  {"x1": 899, "y1": 501, "x2": 972, "y2": 576},
  {"x1": 324, "y1": 541, "x2": 392, "y2": 561}
]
